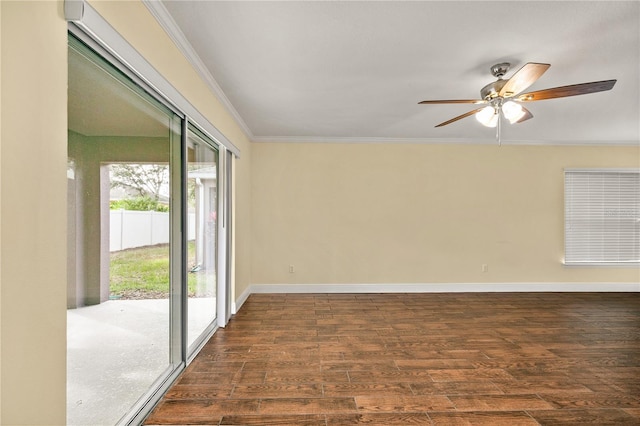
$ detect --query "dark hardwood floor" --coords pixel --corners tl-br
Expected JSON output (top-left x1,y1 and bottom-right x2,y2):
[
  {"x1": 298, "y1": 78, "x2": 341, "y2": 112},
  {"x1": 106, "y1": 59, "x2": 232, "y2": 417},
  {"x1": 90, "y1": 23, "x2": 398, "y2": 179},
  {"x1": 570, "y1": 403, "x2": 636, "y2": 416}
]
[{"x1": 145, "y1": 292, "x2": 640, "y2": 425}]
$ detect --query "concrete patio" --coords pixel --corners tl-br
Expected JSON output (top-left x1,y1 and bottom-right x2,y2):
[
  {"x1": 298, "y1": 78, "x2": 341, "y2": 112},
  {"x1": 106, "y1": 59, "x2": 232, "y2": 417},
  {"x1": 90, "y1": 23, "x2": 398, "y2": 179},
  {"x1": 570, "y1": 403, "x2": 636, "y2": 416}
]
[{"x1": 67, "y1": 298, "x2": 215, "y2": 425}]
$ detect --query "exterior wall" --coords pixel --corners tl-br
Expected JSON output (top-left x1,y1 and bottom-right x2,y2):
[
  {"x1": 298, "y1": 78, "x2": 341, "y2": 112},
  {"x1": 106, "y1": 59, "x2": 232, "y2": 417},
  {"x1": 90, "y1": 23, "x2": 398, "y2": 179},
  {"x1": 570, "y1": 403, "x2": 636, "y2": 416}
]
[
  {"x1": 0, "y1": 1, "x2": 68, "y2": 423},
  {"x1": 67, "y1": 132, "x2": 173, "y2": 307},
  {"x1": 251, "y1": 142, "x2": 640, "y2": 286}
]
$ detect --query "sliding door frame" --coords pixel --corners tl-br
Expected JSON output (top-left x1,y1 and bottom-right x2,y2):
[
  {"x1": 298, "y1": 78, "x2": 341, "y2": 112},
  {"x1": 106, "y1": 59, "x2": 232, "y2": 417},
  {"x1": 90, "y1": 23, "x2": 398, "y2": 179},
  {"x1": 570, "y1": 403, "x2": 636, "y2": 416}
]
[
  {"x1": 185, "y1": 121, "x2": 223, "y2": 363},
  {"x1": 66, "y1": 1, "x2": 236, "y2": 423}
]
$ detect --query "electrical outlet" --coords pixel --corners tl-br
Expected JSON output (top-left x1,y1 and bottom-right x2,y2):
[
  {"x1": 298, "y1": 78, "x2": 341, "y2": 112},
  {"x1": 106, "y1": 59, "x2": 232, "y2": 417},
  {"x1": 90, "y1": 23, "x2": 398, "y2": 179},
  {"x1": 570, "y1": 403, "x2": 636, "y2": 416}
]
[
  {"x1": 482, "y1": 264, "x2": 489, "y2": 273},
  {"x1": 289, "y1": 265, "x2": 295, "y2": 273}
]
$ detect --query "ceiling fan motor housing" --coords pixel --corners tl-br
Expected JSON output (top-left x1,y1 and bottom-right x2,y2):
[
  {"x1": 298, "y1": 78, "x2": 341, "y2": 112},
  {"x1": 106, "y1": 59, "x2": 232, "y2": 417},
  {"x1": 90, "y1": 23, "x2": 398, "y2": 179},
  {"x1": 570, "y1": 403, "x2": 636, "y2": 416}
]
[
  {"x1": 481, "y1": 62, "x2": 511, "y2": 100},
  {"x1": 481, "y1": 79, "x2": 508, "y2": 100}
]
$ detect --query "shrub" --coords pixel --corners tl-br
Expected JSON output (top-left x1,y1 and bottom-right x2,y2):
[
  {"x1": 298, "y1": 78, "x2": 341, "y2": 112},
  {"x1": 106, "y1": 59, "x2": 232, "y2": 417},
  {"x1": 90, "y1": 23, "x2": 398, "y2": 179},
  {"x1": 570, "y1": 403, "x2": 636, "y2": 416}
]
[{"x1": 110, "y1": 196, "x2": 169, "y2": 212}]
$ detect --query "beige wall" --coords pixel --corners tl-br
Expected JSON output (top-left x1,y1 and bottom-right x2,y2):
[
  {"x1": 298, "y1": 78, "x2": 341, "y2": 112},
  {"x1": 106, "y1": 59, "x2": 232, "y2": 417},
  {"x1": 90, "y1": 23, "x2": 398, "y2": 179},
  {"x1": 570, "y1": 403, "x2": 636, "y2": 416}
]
[
  {"x1": 1, "y1": 1, "x2": 68, "y2": 423},
  {"x1": 251, "y1": 142, "x2": 640, "y2": 286}
]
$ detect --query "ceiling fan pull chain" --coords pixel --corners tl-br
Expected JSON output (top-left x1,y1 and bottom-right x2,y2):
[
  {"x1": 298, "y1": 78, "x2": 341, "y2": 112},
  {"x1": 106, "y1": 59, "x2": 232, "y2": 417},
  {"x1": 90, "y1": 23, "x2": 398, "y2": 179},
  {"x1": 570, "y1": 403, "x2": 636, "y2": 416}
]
[{"x1": 496, "y1": 110, "x2": 502, "y2": 146}]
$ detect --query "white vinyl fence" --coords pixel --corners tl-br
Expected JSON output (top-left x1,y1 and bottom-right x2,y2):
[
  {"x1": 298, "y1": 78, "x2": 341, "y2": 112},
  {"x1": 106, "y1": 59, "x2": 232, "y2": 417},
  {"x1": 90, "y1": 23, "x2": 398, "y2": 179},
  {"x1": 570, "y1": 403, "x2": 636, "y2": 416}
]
[{"x1": 110, "y1": 210, "x2": 196, "y2": 252}]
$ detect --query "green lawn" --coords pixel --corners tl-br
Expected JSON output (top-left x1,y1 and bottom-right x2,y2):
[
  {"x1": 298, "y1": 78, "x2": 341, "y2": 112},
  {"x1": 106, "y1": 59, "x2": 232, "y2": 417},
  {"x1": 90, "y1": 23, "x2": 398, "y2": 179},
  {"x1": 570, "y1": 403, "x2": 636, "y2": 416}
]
[{"x1": 110, "y1": 242, "x2": 213, "y2": 299}]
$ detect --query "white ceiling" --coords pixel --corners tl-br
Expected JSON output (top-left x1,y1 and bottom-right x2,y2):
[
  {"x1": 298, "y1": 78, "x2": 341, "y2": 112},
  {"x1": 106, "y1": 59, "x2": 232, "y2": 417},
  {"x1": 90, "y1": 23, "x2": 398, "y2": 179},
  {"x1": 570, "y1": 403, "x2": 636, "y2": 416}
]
[{"x1": 153, "y1": 1, "x2": 639, "y2": 145}]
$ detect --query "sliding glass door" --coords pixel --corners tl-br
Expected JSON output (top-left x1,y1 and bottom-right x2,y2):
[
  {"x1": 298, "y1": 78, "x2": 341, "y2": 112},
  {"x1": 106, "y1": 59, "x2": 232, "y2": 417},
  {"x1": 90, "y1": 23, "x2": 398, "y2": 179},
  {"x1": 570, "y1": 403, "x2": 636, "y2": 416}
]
[
  {"x1": 67, "y1": 35, "x2": 179, "y2": 425},
  {"x1": 186, "y1": 126, "x2": 219, "y2": 351},
  {"x1": 67, "y1": 33, "x2": 226, "y2": 425}
]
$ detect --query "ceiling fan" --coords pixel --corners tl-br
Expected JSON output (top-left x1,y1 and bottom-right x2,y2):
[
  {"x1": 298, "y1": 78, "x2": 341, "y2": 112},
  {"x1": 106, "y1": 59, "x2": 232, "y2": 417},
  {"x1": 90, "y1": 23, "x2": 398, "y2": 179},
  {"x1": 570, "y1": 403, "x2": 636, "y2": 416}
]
[{"x1": 419, "y1": 62, "x2": 616, "y2": 129}]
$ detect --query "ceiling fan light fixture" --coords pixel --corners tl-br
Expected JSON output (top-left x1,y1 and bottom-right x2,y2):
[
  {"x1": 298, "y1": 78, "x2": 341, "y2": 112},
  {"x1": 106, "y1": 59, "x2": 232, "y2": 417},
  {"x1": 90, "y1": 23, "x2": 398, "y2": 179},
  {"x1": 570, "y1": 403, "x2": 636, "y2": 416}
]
[
  {"x1": 476, "y1": 106, "x2": 498, "y2": 127},
  {"x1": 419, "y1": 62, "x2": 617, "y2": 130},
  {"x1": 502, "y1": 101, "x2": 526, "y2": 124}
]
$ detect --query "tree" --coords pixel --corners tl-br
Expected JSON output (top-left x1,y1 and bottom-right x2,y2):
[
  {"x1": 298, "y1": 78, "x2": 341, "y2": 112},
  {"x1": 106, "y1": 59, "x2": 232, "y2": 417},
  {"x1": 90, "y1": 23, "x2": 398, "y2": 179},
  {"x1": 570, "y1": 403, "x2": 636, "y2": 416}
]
[{"x1": 110, "y1": 164, "x2": 169, "y2": 202}]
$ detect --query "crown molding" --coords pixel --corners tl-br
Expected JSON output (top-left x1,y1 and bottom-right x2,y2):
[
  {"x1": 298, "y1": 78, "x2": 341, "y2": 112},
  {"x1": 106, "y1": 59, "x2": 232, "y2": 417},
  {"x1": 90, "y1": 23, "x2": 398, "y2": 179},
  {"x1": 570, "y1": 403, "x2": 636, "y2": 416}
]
[
  {"x1": 142, "y1": 0, "x2": 255, "y2": 141},
  {"x1": 251, "y1": 136, "x2": 640, "y2": 146}
]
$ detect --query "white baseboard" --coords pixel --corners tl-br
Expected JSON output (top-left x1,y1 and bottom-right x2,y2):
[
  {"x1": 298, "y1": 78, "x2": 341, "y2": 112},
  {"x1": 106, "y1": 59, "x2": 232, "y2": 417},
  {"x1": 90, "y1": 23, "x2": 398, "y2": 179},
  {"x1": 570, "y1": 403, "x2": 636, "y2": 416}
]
[
  {"x1": 232, "y1": 286, "x2": 251, "y2": 315},
  {"x1": 233, "y1": 282, "x2": 640, "y2": 313}
]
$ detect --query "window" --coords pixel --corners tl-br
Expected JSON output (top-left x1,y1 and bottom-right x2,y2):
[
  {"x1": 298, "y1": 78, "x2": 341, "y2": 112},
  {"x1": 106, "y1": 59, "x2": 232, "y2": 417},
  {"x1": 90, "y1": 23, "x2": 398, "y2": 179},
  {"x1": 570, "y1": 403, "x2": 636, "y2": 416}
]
[{"x1": 565, "y1": 169, "x2": 640, "y2": 265}]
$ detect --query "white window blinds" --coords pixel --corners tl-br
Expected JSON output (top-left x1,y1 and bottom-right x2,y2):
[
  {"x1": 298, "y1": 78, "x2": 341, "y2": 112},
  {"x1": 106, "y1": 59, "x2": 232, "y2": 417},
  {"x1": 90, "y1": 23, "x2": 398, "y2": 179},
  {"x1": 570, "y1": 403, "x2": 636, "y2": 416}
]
[{"x1": 565, "y1": 169, "x2": 640, "y2": 265}]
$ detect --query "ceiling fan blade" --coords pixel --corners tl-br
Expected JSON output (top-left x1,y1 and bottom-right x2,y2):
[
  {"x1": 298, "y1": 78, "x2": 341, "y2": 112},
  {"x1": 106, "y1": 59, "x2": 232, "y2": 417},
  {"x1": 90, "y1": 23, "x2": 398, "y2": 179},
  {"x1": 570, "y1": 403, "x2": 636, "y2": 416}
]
[
  {"x1": 419, "y1": 99, "x2": 486, "y2": 105},
  {"x1": 516, "y1": 79, "x2": 616, "y2": 102},
  {"x1": 499, "y1": 62, "x2": 551, "y2": 98},
  {"x1": 515, "y1": 106, "x2": 533, "y2": 123},
  {"x1": 435, "y1": 108, "x2": 485, "y2": 127}
]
